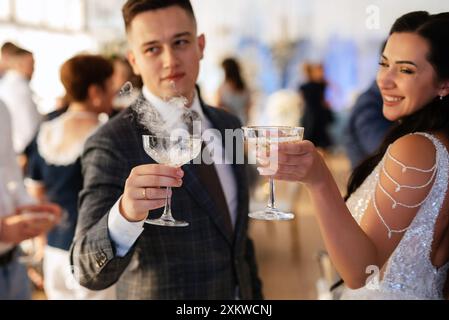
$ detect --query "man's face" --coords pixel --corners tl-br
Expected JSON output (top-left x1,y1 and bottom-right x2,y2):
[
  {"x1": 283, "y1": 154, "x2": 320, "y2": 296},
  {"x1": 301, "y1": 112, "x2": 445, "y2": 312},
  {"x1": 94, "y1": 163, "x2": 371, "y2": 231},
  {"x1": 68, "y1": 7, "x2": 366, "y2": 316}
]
[
  {"x1": 127, "y1": 6, "x2": 205, "y2": 104},
  {"x1": 13, "y1": 53, "x2": 34, "y2": 80},
  {"x1": 22, "y1": 54, "x2": 35, "y2": 80}
]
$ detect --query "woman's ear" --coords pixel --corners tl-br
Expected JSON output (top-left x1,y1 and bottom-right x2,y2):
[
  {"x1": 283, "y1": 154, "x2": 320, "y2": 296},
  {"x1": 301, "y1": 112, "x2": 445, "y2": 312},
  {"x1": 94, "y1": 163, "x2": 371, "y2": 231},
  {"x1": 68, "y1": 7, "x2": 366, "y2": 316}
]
[{"x1": 439, "y1": 80, "x2": 449, "y2": 98}]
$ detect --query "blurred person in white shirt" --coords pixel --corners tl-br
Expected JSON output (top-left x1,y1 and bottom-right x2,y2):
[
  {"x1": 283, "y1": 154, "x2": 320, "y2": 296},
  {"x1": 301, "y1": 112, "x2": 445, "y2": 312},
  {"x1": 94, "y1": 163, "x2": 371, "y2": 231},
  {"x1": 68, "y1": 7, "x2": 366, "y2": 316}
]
[
  {"x1": 0, "y1": 42, "x2": 20, "y2": 79},
  {"x1": 0, "y1": 44, "x2": 42, "y2": 158},
  {"x1": 0, "y1": 99, "x2": 61, "y2": 300}
]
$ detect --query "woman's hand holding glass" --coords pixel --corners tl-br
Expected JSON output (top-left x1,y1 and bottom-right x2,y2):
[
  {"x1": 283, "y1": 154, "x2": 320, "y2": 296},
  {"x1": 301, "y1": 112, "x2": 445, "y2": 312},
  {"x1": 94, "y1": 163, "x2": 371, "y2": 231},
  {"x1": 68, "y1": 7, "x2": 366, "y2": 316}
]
[
  {"x1": 257, "y1": 139, "x2": 328, "y2": 189},
  {"x1": 244, "y1": 126, "x2": 304, "y2": 220}
]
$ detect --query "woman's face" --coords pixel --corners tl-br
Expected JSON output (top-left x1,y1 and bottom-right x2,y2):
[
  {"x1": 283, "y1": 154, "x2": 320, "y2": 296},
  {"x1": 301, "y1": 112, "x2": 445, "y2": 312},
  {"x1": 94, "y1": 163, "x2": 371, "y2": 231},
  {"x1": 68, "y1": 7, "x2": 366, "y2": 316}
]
[{"x1": 377, "y1": 32, "x2": 442, "y2": 121}]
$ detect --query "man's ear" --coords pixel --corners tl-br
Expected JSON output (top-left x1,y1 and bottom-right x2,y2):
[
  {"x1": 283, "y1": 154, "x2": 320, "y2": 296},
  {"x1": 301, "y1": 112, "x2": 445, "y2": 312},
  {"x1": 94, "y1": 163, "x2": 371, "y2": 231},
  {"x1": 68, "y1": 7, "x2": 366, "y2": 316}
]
[
  {"x1": 197, "y1": 34, "x2": 205, "y2": 60},
  {"x1": 127, "y1": 50, "x2": 141, "y2": 76}
]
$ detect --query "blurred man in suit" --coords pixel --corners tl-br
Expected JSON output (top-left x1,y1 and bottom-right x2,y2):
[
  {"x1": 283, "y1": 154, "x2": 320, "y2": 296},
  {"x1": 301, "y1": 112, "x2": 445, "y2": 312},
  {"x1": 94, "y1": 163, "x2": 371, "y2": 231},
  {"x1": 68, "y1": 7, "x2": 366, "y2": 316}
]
[
  {"x1": 345, "y1": 81, "x2": 393, "y2": 168},
  {"x1": 70, "y1": 0, "x2": 262, "y2": 299}
]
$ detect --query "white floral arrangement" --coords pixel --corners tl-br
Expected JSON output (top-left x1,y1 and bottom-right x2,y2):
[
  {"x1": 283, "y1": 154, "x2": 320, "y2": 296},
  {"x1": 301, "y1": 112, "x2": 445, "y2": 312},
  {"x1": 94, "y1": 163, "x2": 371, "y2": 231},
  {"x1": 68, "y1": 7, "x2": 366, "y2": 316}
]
[{"x1": 264, "y1": 89, "x2": 303, "y2": 127}]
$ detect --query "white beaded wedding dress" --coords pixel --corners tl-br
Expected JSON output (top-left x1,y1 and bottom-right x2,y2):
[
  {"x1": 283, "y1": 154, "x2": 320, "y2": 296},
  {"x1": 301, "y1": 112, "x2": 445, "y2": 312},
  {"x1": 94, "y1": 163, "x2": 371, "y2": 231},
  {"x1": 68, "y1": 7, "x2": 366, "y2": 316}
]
[{"x1": 341, "y1": 132, "x2": 449, "y2": 300}]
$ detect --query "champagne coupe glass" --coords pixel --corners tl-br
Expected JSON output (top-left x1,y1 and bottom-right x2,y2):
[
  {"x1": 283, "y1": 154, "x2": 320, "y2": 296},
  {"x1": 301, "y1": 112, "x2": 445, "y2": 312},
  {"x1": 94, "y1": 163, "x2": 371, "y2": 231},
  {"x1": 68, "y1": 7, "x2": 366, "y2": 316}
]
[
  {"x1": 142, "y1": 132, "x2": 202, "y2": 227},
  {"x1": 242, "y1": 126, "x2": 304, "y2": 220}
]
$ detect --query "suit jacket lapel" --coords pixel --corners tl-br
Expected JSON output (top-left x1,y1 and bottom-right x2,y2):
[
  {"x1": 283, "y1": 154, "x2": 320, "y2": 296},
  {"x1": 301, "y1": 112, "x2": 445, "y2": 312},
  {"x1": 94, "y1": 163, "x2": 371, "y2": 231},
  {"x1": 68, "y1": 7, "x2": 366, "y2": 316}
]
[
  {"x1": 200, "y1": 104, "x2": 247, "y2": 243},
  {"x1": 207, "y1": 108, "x2": 248, "y2": 246}
]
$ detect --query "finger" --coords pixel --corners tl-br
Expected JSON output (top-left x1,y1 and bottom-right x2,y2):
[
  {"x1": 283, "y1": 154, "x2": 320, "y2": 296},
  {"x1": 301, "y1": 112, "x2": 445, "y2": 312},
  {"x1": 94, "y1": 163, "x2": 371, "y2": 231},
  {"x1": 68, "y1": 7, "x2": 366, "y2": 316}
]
[
  {"x1": 272, "y1": 173, "x2": 300, "y2": 182},
  {"x1": 129, "y1": 175, "x2": 183, "y2": 189},
  {"x1": 133, "y1": 199, "x2": 167, "y2": 212},
  {"x1": 131, "y1": 164, "x2": 184, "y2": 178},
  {"x1": 18, "y1": 203, "x2": 61, "y2": 218},
  {"x1": 257, "y1": 167, "x2": 277, "y2": 176},
  {"x1": 128, "y1": 187, "x2": 172, "y2": 201},
  {"x1": 278, "y1": 140, "x2": 314, "y2": 155},
  {"x1": 25, "y1": 218, "x2": 54, "y2": 230},
  {"x1": 276, "y1": 153, "x2": 304, "y2": 166},
  {"x1": 276, "y1": 164, "x2": 304, "y2": 175},
  {"x1": 39, "y1": 203, "x2": 62, "y2": 217}
]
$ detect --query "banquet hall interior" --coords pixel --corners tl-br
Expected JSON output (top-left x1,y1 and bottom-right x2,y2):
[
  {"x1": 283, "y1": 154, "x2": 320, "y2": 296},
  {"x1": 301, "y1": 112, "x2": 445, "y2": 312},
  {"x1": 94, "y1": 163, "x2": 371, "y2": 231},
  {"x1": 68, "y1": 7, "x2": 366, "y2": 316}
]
[{"x1": 1, "y1": 0, "x2": 448, "y2": 300}]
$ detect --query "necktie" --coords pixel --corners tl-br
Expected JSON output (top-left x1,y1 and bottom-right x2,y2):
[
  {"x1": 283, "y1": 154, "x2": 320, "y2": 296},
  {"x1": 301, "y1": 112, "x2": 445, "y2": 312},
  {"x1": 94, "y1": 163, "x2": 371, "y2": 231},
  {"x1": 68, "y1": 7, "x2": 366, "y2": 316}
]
[{"x1": 195, "y1": 144, "x2": 233, "y2": 236}]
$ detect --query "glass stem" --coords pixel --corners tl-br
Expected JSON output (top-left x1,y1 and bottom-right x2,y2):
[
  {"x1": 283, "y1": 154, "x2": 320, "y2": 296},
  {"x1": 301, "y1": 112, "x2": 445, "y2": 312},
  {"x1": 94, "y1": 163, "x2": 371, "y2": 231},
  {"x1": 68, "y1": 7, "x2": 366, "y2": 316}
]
[
  {"x1": 267, "y1": 177, "x2": 276, "y2": 210},
  {"x1": 162, "y1": 187, "x2": 174, "y2": 221}
]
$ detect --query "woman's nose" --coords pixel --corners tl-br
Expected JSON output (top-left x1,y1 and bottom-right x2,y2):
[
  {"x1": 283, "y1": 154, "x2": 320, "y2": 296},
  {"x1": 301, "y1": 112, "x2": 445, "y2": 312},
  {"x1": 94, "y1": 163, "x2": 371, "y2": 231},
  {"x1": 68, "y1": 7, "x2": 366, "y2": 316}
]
[{"x1": 377, "y1": 68, "x2": 396, "y2": 90}]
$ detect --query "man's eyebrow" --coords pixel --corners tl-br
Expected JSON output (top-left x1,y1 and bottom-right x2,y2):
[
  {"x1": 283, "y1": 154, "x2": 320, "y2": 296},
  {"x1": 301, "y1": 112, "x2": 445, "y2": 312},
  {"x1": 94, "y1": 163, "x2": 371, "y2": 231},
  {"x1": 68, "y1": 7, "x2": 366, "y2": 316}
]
[
  {"x1": 141, "y1": 40, "x2": 159, "y2": 47},
  {"x1": 173, "y1": 32, "x2": 192, "y2": 38},
  {"x1": 141, "y1": 32, "x2": 192, "y2": 47}
]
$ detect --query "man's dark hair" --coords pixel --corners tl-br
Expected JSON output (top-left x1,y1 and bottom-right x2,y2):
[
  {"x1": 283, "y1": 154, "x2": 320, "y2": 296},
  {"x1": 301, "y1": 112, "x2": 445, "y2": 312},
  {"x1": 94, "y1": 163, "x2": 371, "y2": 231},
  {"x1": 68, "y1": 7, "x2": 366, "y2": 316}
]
[
  {"x1": 122, "y1": 0, "x2": 196, "y2": 31},
  {"x1": 1, "y1": 42, "x2": 19, "y2": 55},
  {"x1": 1, "y1": 42, "x2": 31, "y2": 57}
]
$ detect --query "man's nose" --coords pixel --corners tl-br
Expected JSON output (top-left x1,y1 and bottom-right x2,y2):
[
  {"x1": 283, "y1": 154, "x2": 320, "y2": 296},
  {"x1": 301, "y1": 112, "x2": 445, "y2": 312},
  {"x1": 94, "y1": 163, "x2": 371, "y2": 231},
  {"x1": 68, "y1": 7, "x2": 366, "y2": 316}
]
[{"x1": 162, "y1": 47, "x2": 179, "y2": 69}]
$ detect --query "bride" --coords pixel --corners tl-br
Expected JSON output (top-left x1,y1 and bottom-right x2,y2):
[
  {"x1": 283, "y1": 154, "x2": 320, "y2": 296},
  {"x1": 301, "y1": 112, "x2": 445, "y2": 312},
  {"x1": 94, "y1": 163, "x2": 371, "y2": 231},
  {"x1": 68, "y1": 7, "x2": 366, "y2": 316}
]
[{"x1": 258, "y1": 11, "x2": 449, "y2": 299}]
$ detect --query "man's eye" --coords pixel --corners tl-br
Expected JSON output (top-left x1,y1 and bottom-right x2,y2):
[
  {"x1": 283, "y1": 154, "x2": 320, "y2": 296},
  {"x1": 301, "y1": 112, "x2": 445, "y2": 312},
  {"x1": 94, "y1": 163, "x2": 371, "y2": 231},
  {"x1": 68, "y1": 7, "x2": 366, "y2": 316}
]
[
  {"x1": 145, "y1": 47, "x2": 160, "y2": 54},
  {"x1": 378, "y1": 61, "x2": 388, "y2": 68},
  {"x1": 174, "y1": 39, "x2": 189, "y2": 46}
]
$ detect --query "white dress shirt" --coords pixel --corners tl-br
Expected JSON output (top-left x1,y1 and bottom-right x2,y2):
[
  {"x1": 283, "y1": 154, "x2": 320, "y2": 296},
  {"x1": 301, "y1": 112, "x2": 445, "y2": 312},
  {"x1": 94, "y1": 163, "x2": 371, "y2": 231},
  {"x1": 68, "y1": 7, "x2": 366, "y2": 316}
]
[
  {"x1": 0, "y1": 100, "x2": 35, "y2": 254},
  {"x1": 108, "y1": 87, "x2": 238, "y2": 257},
  {"x1": 0, "y1": 70, "x2": 42, "y2": 154}
]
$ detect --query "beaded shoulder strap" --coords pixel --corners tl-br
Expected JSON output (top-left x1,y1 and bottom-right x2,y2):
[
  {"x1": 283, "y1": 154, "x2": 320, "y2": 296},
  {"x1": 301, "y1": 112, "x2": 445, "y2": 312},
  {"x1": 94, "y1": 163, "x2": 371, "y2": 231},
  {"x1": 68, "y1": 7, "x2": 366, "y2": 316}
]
[{"x1": 372, "y1": 133, "x2": 439, "y2": 238}]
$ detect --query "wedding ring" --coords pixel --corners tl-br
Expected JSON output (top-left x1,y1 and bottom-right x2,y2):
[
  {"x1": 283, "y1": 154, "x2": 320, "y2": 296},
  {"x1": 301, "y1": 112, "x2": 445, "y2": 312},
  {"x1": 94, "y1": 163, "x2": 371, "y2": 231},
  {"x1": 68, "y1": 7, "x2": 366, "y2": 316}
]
[{"x1": 142, "y1": 188, "x2": 147, "y2": 200}]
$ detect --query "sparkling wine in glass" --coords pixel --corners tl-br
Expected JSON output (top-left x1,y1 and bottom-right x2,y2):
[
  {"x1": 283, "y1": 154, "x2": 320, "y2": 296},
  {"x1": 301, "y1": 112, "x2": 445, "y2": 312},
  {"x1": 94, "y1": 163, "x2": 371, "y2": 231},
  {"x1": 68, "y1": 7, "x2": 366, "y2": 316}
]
[
  {"x1": 142, "y1": 133, "x2": 202, "y2": 227},
  {"x1": 243, "y1": 126, "x2": 304, "y2": 221}
]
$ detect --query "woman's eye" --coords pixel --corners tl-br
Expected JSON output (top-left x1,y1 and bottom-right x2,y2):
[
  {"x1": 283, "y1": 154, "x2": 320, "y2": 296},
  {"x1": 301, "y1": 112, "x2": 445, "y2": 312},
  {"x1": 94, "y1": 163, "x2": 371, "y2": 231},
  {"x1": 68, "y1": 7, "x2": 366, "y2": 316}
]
[
  {"x1": 400, "y1": 68, "x2": 415, "y2": 75},
  {"x1": 378, "y1": 61, "x2": 388, "y2": 68}
]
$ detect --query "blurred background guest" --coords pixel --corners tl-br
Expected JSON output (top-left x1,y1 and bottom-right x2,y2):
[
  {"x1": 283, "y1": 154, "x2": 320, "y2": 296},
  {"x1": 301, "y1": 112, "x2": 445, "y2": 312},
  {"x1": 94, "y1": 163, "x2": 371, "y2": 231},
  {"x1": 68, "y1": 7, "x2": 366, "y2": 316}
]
[
  {"x1": 216, "y1": 57, "x2": 251, "y2": 125},
  {"x1": 299, "y1": 63, "x2": 334, "y2": 151},
  {"x1": 0, "y1": 44, "x2": 41, "y2": 167},
  {"x1": 0, "y1": 42, "x2": 20, "y2": 79},
  {"x1": 26, "y1": 54, "x2": 116, "y2": 300},
  {"x1": 110, "y1": 55, "x2": 142, "y2": 111},
  {"x1": 344, "y1": 80, "x2": 393, "y2": 169},
  {"x1": 0, "y1": 99, "x2": 61, "y2": 300}
]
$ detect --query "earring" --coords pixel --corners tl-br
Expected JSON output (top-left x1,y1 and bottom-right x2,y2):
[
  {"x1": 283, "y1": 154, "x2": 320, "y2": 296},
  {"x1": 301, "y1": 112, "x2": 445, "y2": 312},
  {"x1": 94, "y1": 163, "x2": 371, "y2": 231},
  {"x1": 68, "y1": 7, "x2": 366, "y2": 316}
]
[{"x1": 440, "y1": 95, "x2": 444, "y2": 101}]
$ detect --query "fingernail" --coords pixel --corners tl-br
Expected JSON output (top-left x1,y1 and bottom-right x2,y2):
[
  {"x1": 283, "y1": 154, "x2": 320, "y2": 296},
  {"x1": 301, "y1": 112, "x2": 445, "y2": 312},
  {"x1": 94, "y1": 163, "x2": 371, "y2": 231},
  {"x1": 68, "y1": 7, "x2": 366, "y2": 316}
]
[
  {"x1": 258, "y1": 167, "x2": 276, "y2": 176},
  {"x1": 177, "y1": 169, "x2": 184, "y2": 177}
]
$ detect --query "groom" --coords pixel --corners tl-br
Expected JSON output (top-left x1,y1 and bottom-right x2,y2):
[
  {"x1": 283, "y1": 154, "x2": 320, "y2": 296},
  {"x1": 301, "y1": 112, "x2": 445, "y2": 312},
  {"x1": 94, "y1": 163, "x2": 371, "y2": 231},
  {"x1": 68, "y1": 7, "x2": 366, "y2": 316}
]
[{"x1": 70, "y1": 0, "x2": 262, "y2": 299}]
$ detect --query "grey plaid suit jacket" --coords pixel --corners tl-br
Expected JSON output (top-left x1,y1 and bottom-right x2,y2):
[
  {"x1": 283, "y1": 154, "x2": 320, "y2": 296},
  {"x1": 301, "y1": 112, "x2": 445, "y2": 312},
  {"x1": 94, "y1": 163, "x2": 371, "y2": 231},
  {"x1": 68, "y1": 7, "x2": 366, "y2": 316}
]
[{"x1": 70, "y1": 96, "x2": 263, "y2": 299}]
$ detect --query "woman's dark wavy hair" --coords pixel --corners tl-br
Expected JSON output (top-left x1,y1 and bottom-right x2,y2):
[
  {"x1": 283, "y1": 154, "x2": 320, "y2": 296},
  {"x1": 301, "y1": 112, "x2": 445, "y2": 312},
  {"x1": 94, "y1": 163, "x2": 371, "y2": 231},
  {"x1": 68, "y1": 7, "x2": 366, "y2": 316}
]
[
  {"x1": 222, "y1": 57, "x2": 247, "y2": 91},
  {"x1": 346, "y1": 11, "x2": 449, "y2": 200}
]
